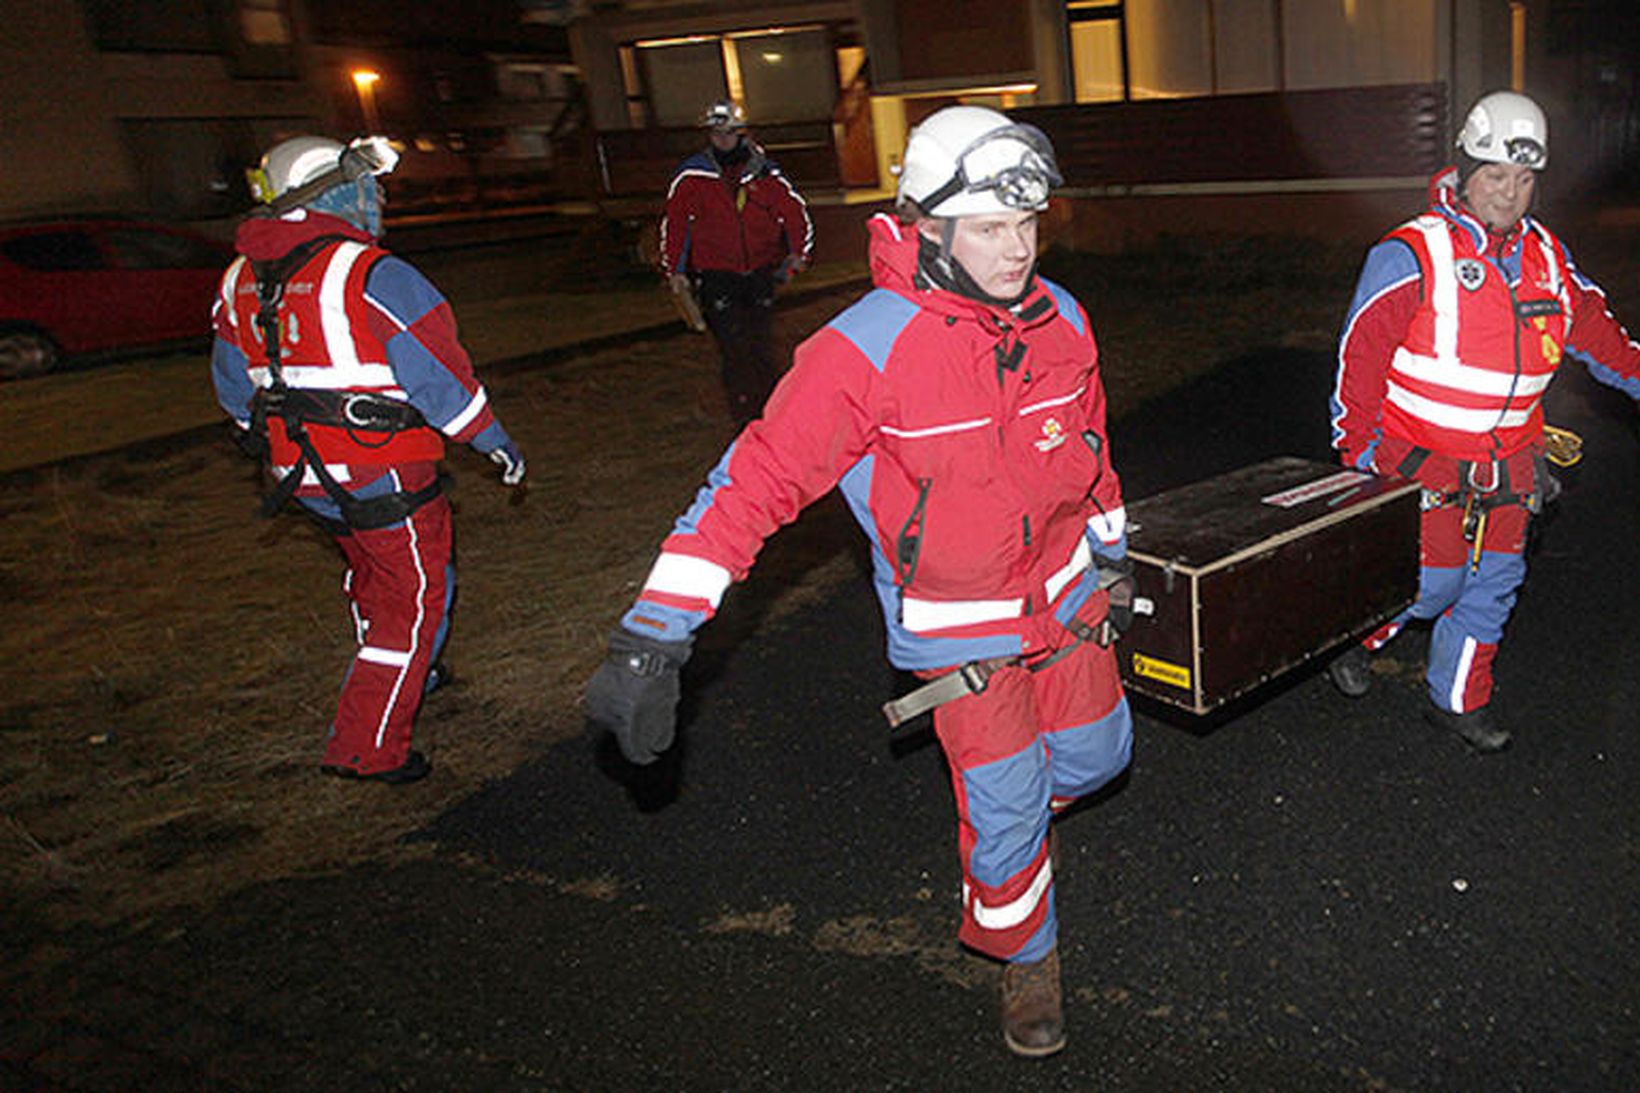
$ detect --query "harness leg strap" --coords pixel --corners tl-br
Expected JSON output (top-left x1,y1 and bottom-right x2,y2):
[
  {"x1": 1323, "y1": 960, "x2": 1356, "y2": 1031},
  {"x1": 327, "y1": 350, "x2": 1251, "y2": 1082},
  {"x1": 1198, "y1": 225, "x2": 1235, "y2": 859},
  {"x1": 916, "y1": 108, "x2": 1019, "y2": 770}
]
[{"x1": 882, "y1": 657, "x2": 1018, "y2": 728}]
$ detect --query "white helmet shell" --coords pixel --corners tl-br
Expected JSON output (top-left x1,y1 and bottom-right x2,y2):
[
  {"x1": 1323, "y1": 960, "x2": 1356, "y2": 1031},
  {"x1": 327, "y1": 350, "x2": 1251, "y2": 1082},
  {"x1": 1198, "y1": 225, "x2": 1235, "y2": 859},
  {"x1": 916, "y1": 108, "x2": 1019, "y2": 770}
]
[
  {"x1": 254, "y1": 136, "x2": 348, "y2": 203},
  {"x1": 896, "y1": 105, "x2": 1063, "y2": 218},
  {"x1": 701, "y1": 99, "x2": 747, "y2": 131},
  {"x1": 1457, "y1": 91, "x2": 1548, "y2": 169},
  {"x1": 249, "y1": 135, "x2": 400, "y2": 205}
]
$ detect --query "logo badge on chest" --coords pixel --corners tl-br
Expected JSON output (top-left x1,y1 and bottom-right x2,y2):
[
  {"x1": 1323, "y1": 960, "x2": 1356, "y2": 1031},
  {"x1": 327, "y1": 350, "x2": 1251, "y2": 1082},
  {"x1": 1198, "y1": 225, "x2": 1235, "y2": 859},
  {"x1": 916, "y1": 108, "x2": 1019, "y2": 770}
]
[
  {"x1": 1034, "y1": 416, "x2": 1067, "y2": 452},
  {"x1": 1455, "y1": 258, "x2": 1487, "y2": 292}
]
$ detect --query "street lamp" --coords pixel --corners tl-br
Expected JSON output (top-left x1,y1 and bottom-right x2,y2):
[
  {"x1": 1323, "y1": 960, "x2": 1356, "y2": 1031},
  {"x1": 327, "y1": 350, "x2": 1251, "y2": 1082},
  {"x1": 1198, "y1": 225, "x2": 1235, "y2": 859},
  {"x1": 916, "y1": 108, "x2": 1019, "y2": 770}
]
[{"x1": 351, "y1": 69, "x2": 382, "y2": 131}]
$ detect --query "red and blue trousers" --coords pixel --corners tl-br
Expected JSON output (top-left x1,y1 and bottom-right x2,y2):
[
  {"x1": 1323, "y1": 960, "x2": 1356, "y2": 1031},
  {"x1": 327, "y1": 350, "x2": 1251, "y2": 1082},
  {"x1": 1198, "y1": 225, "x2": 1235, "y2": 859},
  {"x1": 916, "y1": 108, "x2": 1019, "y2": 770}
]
[
  {"x1": 926, "y1": 637, "x2": 1132, "y2": 965},
  {"x1": 1362, "y1": 490, "x2": 1531, "y2": 714}
]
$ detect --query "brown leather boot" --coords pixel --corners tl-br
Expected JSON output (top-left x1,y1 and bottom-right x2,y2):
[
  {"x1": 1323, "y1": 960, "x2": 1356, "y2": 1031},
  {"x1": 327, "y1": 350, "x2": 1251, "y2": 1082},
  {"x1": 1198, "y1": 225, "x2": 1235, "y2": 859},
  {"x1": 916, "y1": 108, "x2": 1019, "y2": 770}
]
[{"x1": 1001, "y1": 947, "x2": 1065, "y2": 1057}]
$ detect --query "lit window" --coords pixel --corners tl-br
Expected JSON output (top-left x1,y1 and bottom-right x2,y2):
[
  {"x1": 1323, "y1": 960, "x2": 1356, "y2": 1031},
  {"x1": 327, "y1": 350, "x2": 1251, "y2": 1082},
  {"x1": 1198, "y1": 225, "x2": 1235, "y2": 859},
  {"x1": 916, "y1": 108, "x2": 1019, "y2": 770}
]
[
  {"x1": 240, "y1": 0, "x2": 291, "y2": 46},
  {"x1": 1126, "y1": 0, "x2": 1211, "y2": 100},
  {"x1": 1068, "y1": 2, "x2": 1124, "y2": 103}
]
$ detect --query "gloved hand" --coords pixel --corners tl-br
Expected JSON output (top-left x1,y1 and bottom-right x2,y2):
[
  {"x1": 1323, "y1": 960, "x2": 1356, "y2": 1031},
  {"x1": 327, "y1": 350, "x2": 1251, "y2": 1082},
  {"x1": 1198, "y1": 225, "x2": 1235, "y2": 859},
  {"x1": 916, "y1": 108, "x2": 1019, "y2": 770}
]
[
  {"x1": 1098, "y1": 555, "x2": 1137, "y2": 640},
  {"x1": 488, "y1": 440, "x2": 526, "y2": 486},
  {"x1": 1065, "y1": 555, "x2": 1139, "y2": 647},
  {"x1": 668, "y1": 273, "x2": 692, "y2": 296},
  {"x1": 584, "y1": 628, "x2": 694, "y2": 765},
  {"x1": 774, "y1": 254, "x2": 807, "y2": 284}
]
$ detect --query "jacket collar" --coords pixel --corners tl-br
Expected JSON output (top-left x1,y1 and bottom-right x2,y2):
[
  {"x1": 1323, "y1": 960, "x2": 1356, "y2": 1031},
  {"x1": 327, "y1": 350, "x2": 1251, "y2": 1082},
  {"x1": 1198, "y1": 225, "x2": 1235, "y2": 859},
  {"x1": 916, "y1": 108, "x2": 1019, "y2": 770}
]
[
  {"x1": 234, "y1": 209, "x2": 374, "y2": 262},
  {"x1": 1428, "y1": 166, "x2": 1533, "y2": 258},
  {"x1": 865, "y1": 212, "x2": 1059, "y2": 332},
  {"x1": 684, "y1": 140, "x2": 771, "y2": 185}
]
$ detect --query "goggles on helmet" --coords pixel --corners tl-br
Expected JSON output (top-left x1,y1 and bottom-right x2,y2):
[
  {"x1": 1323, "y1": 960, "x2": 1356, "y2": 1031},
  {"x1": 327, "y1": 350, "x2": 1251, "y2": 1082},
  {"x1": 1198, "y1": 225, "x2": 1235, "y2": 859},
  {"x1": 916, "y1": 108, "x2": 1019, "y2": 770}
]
[
  {"x1": 1503, "y1": 136, "x2": 1546, "y2": 168},
  {"x1": 338, "y1": 135, "x2": 400, "y2": 179},
  {"x1": 917, "y1": 123, "x2": 1064, "y2": 214}
]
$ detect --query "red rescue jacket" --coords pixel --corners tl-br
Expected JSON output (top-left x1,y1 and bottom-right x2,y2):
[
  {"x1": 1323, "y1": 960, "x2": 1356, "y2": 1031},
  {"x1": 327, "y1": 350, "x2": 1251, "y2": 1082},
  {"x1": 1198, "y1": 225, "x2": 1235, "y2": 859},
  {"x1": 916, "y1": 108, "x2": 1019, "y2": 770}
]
[
  {"x1": 659, "y1": 143, "x2": 813, "y2": 277},
  {"x1": 1334, "y1": 169, "x2": 1640, "y2": 468},
  {"x1": 628, "y1": 214, "x2": 1127, "y2": 670}
]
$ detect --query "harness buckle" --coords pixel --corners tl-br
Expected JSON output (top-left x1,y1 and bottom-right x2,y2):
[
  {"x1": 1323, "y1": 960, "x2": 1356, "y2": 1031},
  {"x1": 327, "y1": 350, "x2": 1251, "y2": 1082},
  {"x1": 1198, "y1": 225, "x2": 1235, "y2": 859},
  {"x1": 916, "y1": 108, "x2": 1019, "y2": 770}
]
[{"x1": 343, "y1": 393, "x2": 401, "y2": 430}]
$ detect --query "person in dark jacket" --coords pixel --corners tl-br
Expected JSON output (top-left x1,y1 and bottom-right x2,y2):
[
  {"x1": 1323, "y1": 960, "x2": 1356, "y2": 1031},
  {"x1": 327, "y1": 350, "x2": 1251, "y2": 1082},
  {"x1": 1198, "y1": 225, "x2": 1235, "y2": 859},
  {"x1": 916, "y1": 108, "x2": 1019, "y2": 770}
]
[{"x1": 659, "y1": 99, "x2": 815, "y2": 424}]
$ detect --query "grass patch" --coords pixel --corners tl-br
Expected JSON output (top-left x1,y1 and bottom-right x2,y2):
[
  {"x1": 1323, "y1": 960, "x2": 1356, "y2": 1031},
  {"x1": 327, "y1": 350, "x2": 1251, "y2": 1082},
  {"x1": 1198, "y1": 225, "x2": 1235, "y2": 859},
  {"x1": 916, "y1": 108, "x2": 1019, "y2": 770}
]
[{"x1": 5, "y1": 230, "x2": 1631, "y2": 932}]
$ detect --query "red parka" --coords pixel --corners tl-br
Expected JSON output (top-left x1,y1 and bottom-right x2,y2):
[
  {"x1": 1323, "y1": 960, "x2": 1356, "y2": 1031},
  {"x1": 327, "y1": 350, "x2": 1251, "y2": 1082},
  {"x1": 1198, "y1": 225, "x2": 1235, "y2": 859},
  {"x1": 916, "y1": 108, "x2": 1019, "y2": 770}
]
[
  {"x1": 625, "y1": 213, "x2": 1127, "y2": 670},
  {"x1": 659, "y1": 142, "x2": 813, "y2": 277}
]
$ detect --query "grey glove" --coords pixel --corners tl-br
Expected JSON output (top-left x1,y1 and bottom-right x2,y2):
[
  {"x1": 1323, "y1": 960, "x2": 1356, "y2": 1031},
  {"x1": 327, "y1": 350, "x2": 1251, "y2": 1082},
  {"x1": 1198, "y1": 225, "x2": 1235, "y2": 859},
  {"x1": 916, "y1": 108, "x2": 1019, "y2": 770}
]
[
  {"x1": 1065, "y1": 555, "x2": 1138, "y2": 647},
  {"x1": 1098, "y1": 555, "x2": 1137, "y2": 639},
  {"x1": 585, "y1": 628, "x2": 694, "y2": 765}
]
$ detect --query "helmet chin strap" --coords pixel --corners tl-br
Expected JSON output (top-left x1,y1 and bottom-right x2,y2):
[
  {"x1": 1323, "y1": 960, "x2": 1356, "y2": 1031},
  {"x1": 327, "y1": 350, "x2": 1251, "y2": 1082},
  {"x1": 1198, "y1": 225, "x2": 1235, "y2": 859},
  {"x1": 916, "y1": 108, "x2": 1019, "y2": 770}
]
[{"x1": 916, "y1": 228, "x2": 1033, "y2": 309}]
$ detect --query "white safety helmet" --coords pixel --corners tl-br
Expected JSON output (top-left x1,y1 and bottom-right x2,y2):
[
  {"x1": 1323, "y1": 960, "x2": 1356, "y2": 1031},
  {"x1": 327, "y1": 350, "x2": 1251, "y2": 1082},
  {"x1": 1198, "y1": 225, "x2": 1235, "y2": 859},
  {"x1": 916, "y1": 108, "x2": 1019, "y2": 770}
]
[
  {"x1": 896, "y1": 105, "x2": 1063, "y2": 218},
  {"x1": 701, "y1": 99, "x2": 748, "y2": 131},
  {"x1": 1457, "y1": 91, "x2": 1548, "y2": 170},
  {"x1": 247, "y1": 135, "x2": 400, "y2": 236},
  {"x1": 247, "y1": 135, "x2": 400, "y2": 207}
]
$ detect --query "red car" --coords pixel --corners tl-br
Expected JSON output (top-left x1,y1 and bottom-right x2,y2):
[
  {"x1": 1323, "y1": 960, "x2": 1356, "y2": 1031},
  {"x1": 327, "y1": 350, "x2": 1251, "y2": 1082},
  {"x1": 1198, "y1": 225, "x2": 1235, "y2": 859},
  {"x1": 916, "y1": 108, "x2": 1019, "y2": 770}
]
[{"x1": 0, "y1": 219, "x2": 233, "y2": 380}]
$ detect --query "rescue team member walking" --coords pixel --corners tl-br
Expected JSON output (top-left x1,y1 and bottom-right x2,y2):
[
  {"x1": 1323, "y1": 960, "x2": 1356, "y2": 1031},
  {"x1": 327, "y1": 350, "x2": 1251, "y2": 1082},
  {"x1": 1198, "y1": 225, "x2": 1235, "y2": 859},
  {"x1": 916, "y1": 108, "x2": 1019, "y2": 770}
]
[
  {"x1": 588, "y1": 107, "x2": 1137, "y2": 1057},
  {"x1": 660, "y1": 99, "x2": 814, "y2": 425},
  {"x1": 212, "y1": 135, "x2": 526, "y2": 784},
  {"x1": 1329, "y1": 91, "x2": 1640, "y2": 751}
]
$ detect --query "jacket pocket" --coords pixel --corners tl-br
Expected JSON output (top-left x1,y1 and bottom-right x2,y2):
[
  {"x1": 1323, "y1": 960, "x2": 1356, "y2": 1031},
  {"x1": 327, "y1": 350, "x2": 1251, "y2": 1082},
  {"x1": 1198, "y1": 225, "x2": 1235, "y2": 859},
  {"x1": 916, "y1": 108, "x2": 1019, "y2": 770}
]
[{"x1": 895, "y1": 477, "x2": 931, "y2": 587}]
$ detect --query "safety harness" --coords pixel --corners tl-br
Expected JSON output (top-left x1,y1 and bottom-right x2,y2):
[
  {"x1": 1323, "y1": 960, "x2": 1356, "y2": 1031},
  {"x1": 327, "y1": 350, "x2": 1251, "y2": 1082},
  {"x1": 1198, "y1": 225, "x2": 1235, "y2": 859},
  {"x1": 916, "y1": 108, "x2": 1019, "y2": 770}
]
[
  {"x1": 880, "y1": 565, "x2": 1140, "y2": 727},
  {"x1": 1396, "y1": 444, "x2": 1549, "y2": 572},
  {"x1": 248, "y1": 236, "x2": 441, "y2": 531}
]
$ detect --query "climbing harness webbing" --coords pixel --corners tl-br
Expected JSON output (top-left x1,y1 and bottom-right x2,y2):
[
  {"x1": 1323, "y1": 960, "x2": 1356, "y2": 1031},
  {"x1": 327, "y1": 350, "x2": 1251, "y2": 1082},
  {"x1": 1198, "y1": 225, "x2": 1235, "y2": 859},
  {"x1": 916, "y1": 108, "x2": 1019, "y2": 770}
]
[{"x1": 248, "y1": 235, "x2": 440, "y2": 531}]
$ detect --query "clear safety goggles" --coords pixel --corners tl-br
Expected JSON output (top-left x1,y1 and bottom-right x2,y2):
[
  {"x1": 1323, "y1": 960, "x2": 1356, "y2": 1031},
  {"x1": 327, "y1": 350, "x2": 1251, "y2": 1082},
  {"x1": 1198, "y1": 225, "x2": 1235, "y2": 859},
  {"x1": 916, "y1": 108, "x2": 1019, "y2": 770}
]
[
  {"x1": 1503, "y1": 136, "x2": 1546, "y2": 168},
  {"x1": 920, "y1": 123, "x2": 1064, "y2": 213}
]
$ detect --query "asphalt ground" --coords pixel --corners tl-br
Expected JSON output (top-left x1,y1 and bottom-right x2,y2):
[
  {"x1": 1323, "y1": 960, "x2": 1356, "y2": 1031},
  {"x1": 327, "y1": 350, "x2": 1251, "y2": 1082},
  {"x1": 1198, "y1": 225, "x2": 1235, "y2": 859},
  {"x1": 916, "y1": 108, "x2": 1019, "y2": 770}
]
[{"x1": 4, "y1": 331, "x2": 1638, "y2": 1090}]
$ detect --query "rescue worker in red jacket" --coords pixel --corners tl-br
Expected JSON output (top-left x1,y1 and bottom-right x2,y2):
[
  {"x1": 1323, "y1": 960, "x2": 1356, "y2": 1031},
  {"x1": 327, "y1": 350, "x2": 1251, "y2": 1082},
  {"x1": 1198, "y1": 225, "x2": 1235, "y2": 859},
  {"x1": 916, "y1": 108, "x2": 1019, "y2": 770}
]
[
  {"x1": 660, "y1": 99, "x2": 814, "y2": 424},
  {"x1": 211, "y1": 135, "x2": 525, "y2": 783},
  {"x1": 1329, "y1": 91, "x2": 1640, "y2": 751},
  {"x1": 589, "y1": 106, "x2": 1136, "y2": 1057}
]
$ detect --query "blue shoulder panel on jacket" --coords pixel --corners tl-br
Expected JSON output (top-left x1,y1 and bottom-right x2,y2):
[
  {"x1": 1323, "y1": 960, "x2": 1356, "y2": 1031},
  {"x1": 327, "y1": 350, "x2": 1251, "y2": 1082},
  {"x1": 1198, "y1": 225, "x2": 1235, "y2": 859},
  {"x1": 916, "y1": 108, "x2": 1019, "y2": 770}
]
[
  {"x1": 364, "y1": 255, "x2": 445, "y2": 329},
  {"x1": 675, "y1": 151, "x2": 719, "y2": 177},
  {"x1": 825, "y1": 289, "x2": 920, "y2": 374},
  {"x1": 1037, "y1": 277, "x2": 1084, "y2": 336},
  {"x1": 1342, "y1": 238, "x2": 1421, "y2": 328}
]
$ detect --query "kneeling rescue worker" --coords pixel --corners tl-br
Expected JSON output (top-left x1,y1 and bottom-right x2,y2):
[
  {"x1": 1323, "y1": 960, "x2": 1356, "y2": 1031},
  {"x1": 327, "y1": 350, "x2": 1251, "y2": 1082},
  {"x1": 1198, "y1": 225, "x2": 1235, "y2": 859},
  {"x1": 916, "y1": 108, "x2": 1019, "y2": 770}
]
[
  {"x1": 1330, "y1": 91, "x2": 1640, "y2": 751},
  {"x1": 586, "y1": 106, "x2": 1138, "y2": 1056},
  {"x1": 212, "y1": 135, "x2": 526, "y2": 783}
]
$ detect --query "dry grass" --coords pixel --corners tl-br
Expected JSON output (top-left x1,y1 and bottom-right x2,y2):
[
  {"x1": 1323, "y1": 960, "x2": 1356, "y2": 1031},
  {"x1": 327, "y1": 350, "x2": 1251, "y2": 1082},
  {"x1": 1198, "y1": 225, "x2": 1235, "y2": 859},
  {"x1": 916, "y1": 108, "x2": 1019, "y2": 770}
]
[{"x1": 0, "y1": 234, "x2": 1433, "y2": 929}]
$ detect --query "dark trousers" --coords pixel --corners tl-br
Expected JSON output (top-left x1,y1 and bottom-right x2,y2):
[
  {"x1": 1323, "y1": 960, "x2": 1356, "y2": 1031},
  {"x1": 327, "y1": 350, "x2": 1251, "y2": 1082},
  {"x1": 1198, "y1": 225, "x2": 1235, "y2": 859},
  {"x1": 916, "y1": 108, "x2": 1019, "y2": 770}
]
[{"x1": 695, "y1": 268, "x2": 780, "y2": 425}]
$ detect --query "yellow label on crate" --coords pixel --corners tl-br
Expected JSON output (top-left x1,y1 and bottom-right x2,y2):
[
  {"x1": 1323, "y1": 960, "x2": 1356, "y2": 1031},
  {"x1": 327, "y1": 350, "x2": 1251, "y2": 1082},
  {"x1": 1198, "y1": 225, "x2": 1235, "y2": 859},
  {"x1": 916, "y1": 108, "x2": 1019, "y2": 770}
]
[{"x1": 1132, "y1": 652, "x2": 1192, "y2": 690}]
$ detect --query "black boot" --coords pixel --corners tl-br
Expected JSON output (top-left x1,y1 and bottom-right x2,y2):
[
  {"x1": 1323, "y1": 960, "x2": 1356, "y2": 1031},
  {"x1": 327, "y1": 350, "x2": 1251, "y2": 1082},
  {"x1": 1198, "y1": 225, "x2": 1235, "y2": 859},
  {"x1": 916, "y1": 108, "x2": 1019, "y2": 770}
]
[
  {"x1": 1327, "y1": 646, "x2": 1373, "y2": 698},
  {"x1": 1424, "y1": 705, "x2": 1511, "y2": 753},
  {"x1": 424, "y1": 661, "x2": 453, "y2": 696},
  {"x1": 322, "y1": 750, "x2": 432, "y2": 784}
]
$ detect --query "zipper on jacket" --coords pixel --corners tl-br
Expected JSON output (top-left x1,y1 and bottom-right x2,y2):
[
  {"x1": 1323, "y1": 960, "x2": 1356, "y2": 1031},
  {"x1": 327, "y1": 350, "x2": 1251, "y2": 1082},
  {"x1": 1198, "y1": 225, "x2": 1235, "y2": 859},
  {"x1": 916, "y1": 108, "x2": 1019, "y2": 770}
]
[
  {"x1": 994, "y1": 338, "x2": 1026, "y2": 388},
  {"x1": 896, "y1": 478, "x2": 932, "y2": 587},
  {"x1": 1497, "y1": 266, "x2": 1525, "y2": 460},
  {"x1": 1021, "y1": 513, "x2": 1032, "y2": 547}
]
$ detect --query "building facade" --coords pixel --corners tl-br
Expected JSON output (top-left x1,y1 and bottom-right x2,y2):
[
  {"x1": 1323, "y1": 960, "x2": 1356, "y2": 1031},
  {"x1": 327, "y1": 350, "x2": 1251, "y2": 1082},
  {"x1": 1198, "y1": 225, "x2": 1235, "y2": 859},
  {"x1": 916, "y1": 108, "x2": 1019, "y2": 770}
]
[{"x1": 571, "y1": 0, "x2": 1637, "y2": 251}]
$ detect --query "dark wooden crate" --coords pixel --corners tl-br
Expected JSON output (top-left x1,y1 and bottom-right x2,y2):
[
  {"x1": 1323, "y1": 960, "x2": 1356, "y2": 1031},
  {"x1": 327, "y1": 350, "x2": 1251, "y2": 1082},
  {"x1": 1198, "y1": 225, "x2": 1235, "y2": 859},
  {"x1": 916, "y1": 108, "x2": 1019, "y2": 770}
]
[{"x1": 1118, "y1": 457, "x2": 1421, "y2": 714}]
